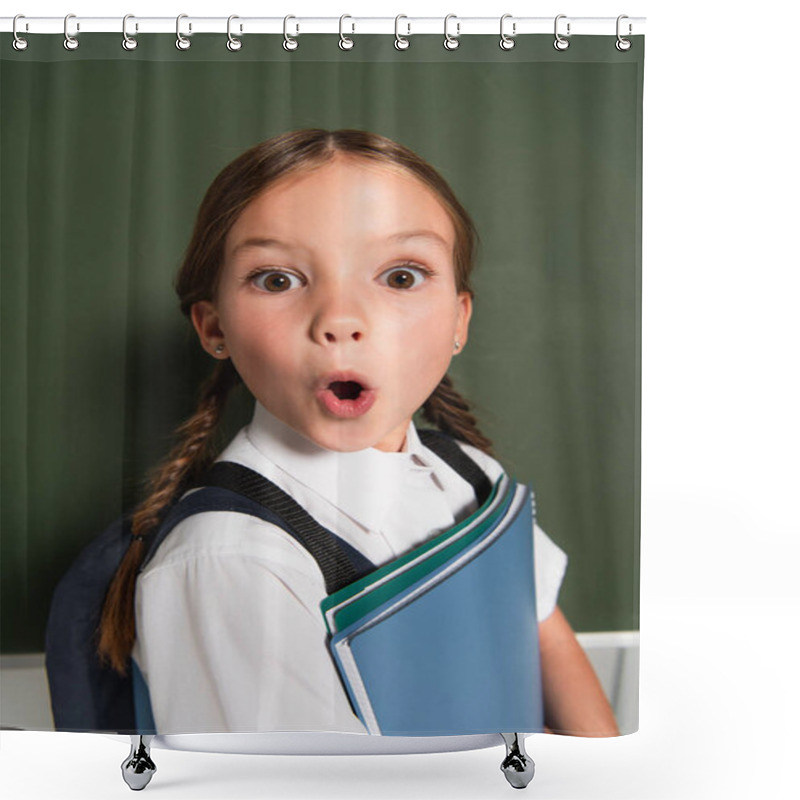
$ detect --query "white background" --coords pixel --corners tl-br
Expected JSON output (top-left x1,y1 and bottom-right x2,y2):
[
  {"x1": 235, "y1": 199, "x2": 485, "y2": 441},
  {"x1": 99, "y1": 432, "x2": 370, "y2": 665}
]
[{"x1": 2, "y1": 1, "x2": 799, "y2": 798}]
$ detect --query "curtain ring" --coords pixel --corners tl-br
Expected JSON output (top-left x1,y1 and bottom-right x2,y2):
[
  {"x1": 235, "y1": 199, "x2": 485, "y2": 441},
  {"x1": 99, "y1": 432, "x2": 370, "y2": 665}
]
[
  {"x1": 283, "y1": 15, "x2": 299, "y2": 51},
  {"x1": 443, "y1": 14, "x2": 460, "y2": 51},
  {"x1": 394, "y1": 15, "x2": 410, "y2": 50},
  {"x1": 12, "y1": 14, "x2": 29, "y2": 51},
  {"x1": 499, "y1": 14, "x2": 516, "y2": 51},
  {"x1": 176, "y1": 14, "x2": 191, "y2": 50},
  {"x1": 616, "y1": 15, "x2": 632, "y2": 51},
  {"x1": 63, "y1": 13, "x2": 79, "y2": 51},
  {"x1": 339, "y1": 15, "x2": 355, "y2": 50},
  {"x1": 227, "y1": 15, "x2": 242, "y2": 51},
  {"x1": 122, "y1": 15, "x2": 138, "y2": 51},
  {"x1": 554, "y1": 14, "x2": 570, "y2": 51}
]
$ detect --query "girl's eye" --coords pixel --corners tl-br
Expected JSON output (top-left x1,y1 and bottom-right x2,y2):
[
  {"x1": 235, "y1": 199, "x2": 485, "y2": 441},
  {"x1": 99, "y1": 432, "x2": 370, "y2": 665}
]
[
  {"x1": 381, "y1": 265, "x2": 429, "y2": 290},
  {"x1": 251, "y1": 271, "x2": 303, "y2": 293}
]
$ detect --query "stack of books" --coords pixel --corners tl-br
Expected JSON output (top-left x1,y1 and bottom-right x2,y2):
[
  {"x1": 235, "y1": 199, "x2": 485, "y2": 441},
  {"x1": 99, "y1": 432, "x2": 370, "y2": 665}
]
[{"x1": 322, "y1": 475, "x2": 544, "y2": 736}]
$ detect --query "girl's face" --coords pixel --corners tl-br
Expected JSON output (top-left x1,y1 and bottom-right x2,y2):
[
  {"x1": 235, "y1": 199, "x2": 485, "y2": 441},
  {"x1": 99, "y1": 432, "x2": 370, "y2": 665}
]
[{"x1": 192, "y1": 155, "x2": 472, "y2": 453}]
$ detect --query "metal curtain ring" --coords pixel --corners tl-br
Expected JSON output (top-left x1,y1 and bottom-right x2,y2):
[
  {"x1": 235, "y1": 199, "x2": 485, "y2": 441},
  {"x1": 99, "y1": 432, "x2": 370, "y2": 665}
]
[
  {"x1": 443, "y1": 14, "x2": 460, "y2": 51},
  {"x1": 339, "y1": 15, "x2": 355, "y2": 50},
  {"x1": 63, "y1": 13, "x2": 79, "y2": 50},
  {"x1": 499, "y1": 14, "x2": 516, "y2": 50},
  {"x1": 283, "y1": 15, "x2": 299, "y2": 51},
  {"x1": 616, "y1": 15, "x2": 632, "y2": 51},
  {"x1": 176, "y1": 14, "x2": 191, "y2": 50},
  {"x1": 394, "y1": 15, "x2": 410, "y2": 50},
  {"x1": 12, "y1": 14, "x2": 29, "y2": 51},
  {"x1": 554, "y1": 14, "x2": 570, "y2": 51},
  {"x1": 122, "y1": 14, "x2": 138, "y2": 51},
  {"x1": 227, "y1": 15, "x2": 242, "y2": 51}
]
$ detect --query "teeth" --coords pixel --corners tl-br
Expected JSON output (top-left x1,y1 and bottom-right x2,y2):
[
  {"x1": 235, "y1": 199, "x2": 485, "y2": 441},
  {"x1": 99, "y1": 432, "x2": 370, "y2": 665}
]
[{"x1": 330, "y1": 381, "x2": 362, "y2": 400}]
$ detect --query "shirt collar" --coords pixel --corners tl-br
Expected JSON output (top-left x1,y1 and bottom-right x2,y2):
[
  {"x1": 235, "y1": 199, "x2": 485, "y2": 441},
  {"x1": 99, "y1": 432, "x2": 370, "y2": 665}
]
[{"x1": 243, "y1": 402, "x2": 443, "y2": 532}]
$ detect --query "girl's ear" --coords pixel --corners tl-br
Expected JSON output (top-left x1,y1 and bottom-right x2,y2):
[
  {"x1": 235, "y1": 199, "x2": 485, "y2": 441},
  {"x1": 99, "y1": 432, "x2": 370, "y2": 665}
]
[
  {"x1": 455, "y1": 291, "x2": 473, "y2": 349},
  {"x1": 191, "y1": 301, "x2": 228, "y2": 359}
]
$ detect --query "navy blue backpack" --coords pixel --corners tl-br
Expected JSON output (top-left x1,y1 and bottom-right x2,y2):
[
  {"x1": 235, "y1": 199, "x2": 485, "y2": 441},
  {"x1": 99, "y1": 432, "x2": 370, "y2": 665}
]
[{"x1": 44, "y1": 430, "x2": 491, "y2": 734}]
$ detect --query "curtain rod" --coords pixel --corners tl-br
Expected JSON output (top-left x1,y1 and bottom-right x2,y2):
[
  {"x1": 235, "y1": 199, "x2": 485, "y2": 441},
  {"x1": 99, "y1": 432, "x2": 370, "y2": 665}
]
[{"x1": 2, "y1": 16, "x2": 646, "y2": 37}]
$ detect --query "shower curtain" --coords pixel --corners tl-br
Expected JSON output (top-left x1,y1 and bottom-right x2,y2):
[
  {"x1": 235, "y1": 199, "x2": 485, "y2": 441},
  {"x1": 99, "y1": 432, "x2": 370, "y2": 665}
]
[{"x1": 1, "y1": 23, "x2": 643, "y2": 742}]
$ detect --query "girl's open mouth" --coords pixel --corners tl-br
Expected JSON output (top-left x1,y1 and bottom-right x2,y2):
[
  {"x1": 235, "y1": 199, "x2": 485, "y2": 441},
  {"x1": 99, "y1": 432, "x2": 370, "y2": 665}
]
[
  {"x1": 330, "y1": 381, "x2": 363, "y2": 401},
  {"x1": 315, "y1": 374, "x2": 376, "y2": 418}
]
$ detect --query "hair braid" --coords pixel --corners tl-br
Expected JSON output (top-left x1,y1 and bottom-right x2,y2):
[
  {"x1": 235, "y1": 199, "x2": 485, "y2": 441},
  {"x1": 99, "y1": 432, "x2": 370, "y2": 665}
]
[
  {"x1": 421, "y1": 374, "x2": 495, "y2": 457},
  {"x1": 96, "y1": 360, "x2": 240, "y2": 675}
]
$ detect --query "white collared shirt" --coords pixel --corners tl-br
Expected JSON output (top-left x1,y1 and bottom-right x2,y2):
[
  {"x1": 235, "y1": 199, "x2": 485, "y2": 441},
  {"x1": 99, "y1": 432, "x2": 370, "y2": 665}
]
[{"x1": 133, "y1": 403, "x2": 567, "y2": 734}]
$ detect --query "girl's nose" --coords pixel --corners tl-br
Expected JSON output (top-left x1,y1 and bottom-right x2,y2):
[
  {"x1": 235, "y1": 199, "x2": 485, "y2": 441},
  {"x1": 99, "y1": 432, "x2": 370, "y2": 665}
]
[
  {"x1": 318, "y1": 320, "x2": 364, "y2": 344},
  {"x1": 310, "y1": 291, "x2": 368, "y2": 346}
]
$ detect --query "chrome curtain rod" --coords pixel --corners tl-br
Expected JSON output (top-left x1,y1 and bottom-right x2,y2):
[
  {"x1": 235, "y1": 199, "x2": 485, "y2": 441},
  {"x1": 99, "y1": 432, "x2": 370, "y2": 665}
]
[{"x1": 2, "y1": 15, "x2": 646, "y2": 37}]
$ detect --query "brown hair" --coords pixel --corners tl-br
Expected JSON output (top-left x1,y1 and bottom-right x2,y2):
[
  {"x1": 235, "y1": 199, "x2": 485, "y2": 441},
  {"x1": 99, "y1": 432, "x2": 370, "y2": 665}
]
[{"x1": 97, "y1": 129, "x2": 494, "y2": 675}]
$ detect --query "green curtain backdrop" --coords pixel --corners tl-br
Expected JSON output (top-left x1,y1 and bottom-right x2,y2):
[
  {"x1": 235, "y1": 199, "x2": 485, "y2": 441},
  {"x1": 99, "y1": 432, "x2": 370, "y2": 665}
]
[{"x1": 1, "y1": 33, "x2": 643, "y2": 653}]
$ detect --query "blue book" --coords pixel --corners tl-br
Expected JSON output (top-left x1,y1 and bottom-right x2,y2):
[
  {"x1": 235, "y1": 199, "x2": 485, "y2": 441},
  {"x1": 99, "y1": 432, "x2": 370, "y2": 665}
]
[
  {"x1": 323, "y1": 475, "x2": 513, "y2": 635},
  {"x1": 328, "y1": 483, "x2": 543, "y2": 736}
]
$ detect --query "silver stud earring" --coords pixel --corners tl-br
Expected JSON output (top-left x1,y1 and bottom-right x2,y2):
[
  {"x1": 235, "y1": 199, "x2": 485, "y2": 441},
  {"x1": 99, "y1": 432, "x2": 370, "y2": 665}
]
[
  {"x1": 454, "y1": 339, "x2": 462, "y2": 353},
  {"x1": 214, "y1": 344, "x2": 225, "y2": 355}
]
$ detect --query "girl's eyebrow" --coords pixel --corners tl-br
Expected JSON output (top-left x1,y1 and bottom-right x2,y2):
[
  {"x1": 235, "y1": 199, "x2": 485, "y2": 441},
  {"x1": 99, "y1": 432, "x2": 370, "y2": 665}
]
[
  {"x1": 388, "y1": 230, "x2": 450, "y2": 251},
  {"x1": 230, "y1": 237, "x2": 295, "y2": 256}
]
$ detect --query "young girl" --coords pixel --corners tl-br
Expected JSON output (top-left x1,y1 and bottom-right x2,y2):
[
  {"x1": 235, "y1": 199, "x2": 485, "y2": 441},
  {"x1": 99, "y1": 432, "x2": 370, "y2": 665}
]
[{"x1": 97, "y1": 129, "x2": 618, "y2": 738}]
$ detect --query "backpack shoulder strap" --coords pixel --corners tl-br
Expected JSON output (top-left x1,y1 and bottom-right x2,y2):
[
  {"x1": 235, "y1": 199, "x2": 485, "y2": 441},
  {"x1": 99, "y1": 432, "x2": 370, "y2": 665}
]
[
  {"x1": 417, "y1": 428, "x2": 493, "y2": 507},
  {"x1": 141, "y1": 462, "x2": 375, "y2": 595}
]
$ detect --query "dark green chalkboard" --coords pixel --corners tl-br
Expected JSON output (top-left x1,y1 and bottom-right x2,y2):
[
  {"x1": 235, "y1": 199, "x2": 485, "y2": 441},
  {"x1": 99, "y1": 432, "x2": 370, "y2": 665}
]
[{"x1": 1, "y1": 33, "x2": 643, "y2": 651}]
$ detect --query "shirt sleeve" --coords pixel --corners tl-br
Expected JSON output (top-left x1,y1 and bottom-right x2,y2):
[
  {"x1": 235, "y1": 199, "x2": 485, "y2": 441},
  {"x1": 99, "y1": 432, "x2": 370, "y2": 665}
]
[
  {"x1": 133, "y1": 511, "x2": 366, "y2": 735},
  {"x1": 533, "y1": 521, "x2": 568, "y2": 621},
  {"x1": 455, "y1": 441, "x2": 568, "y2": 622}
]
